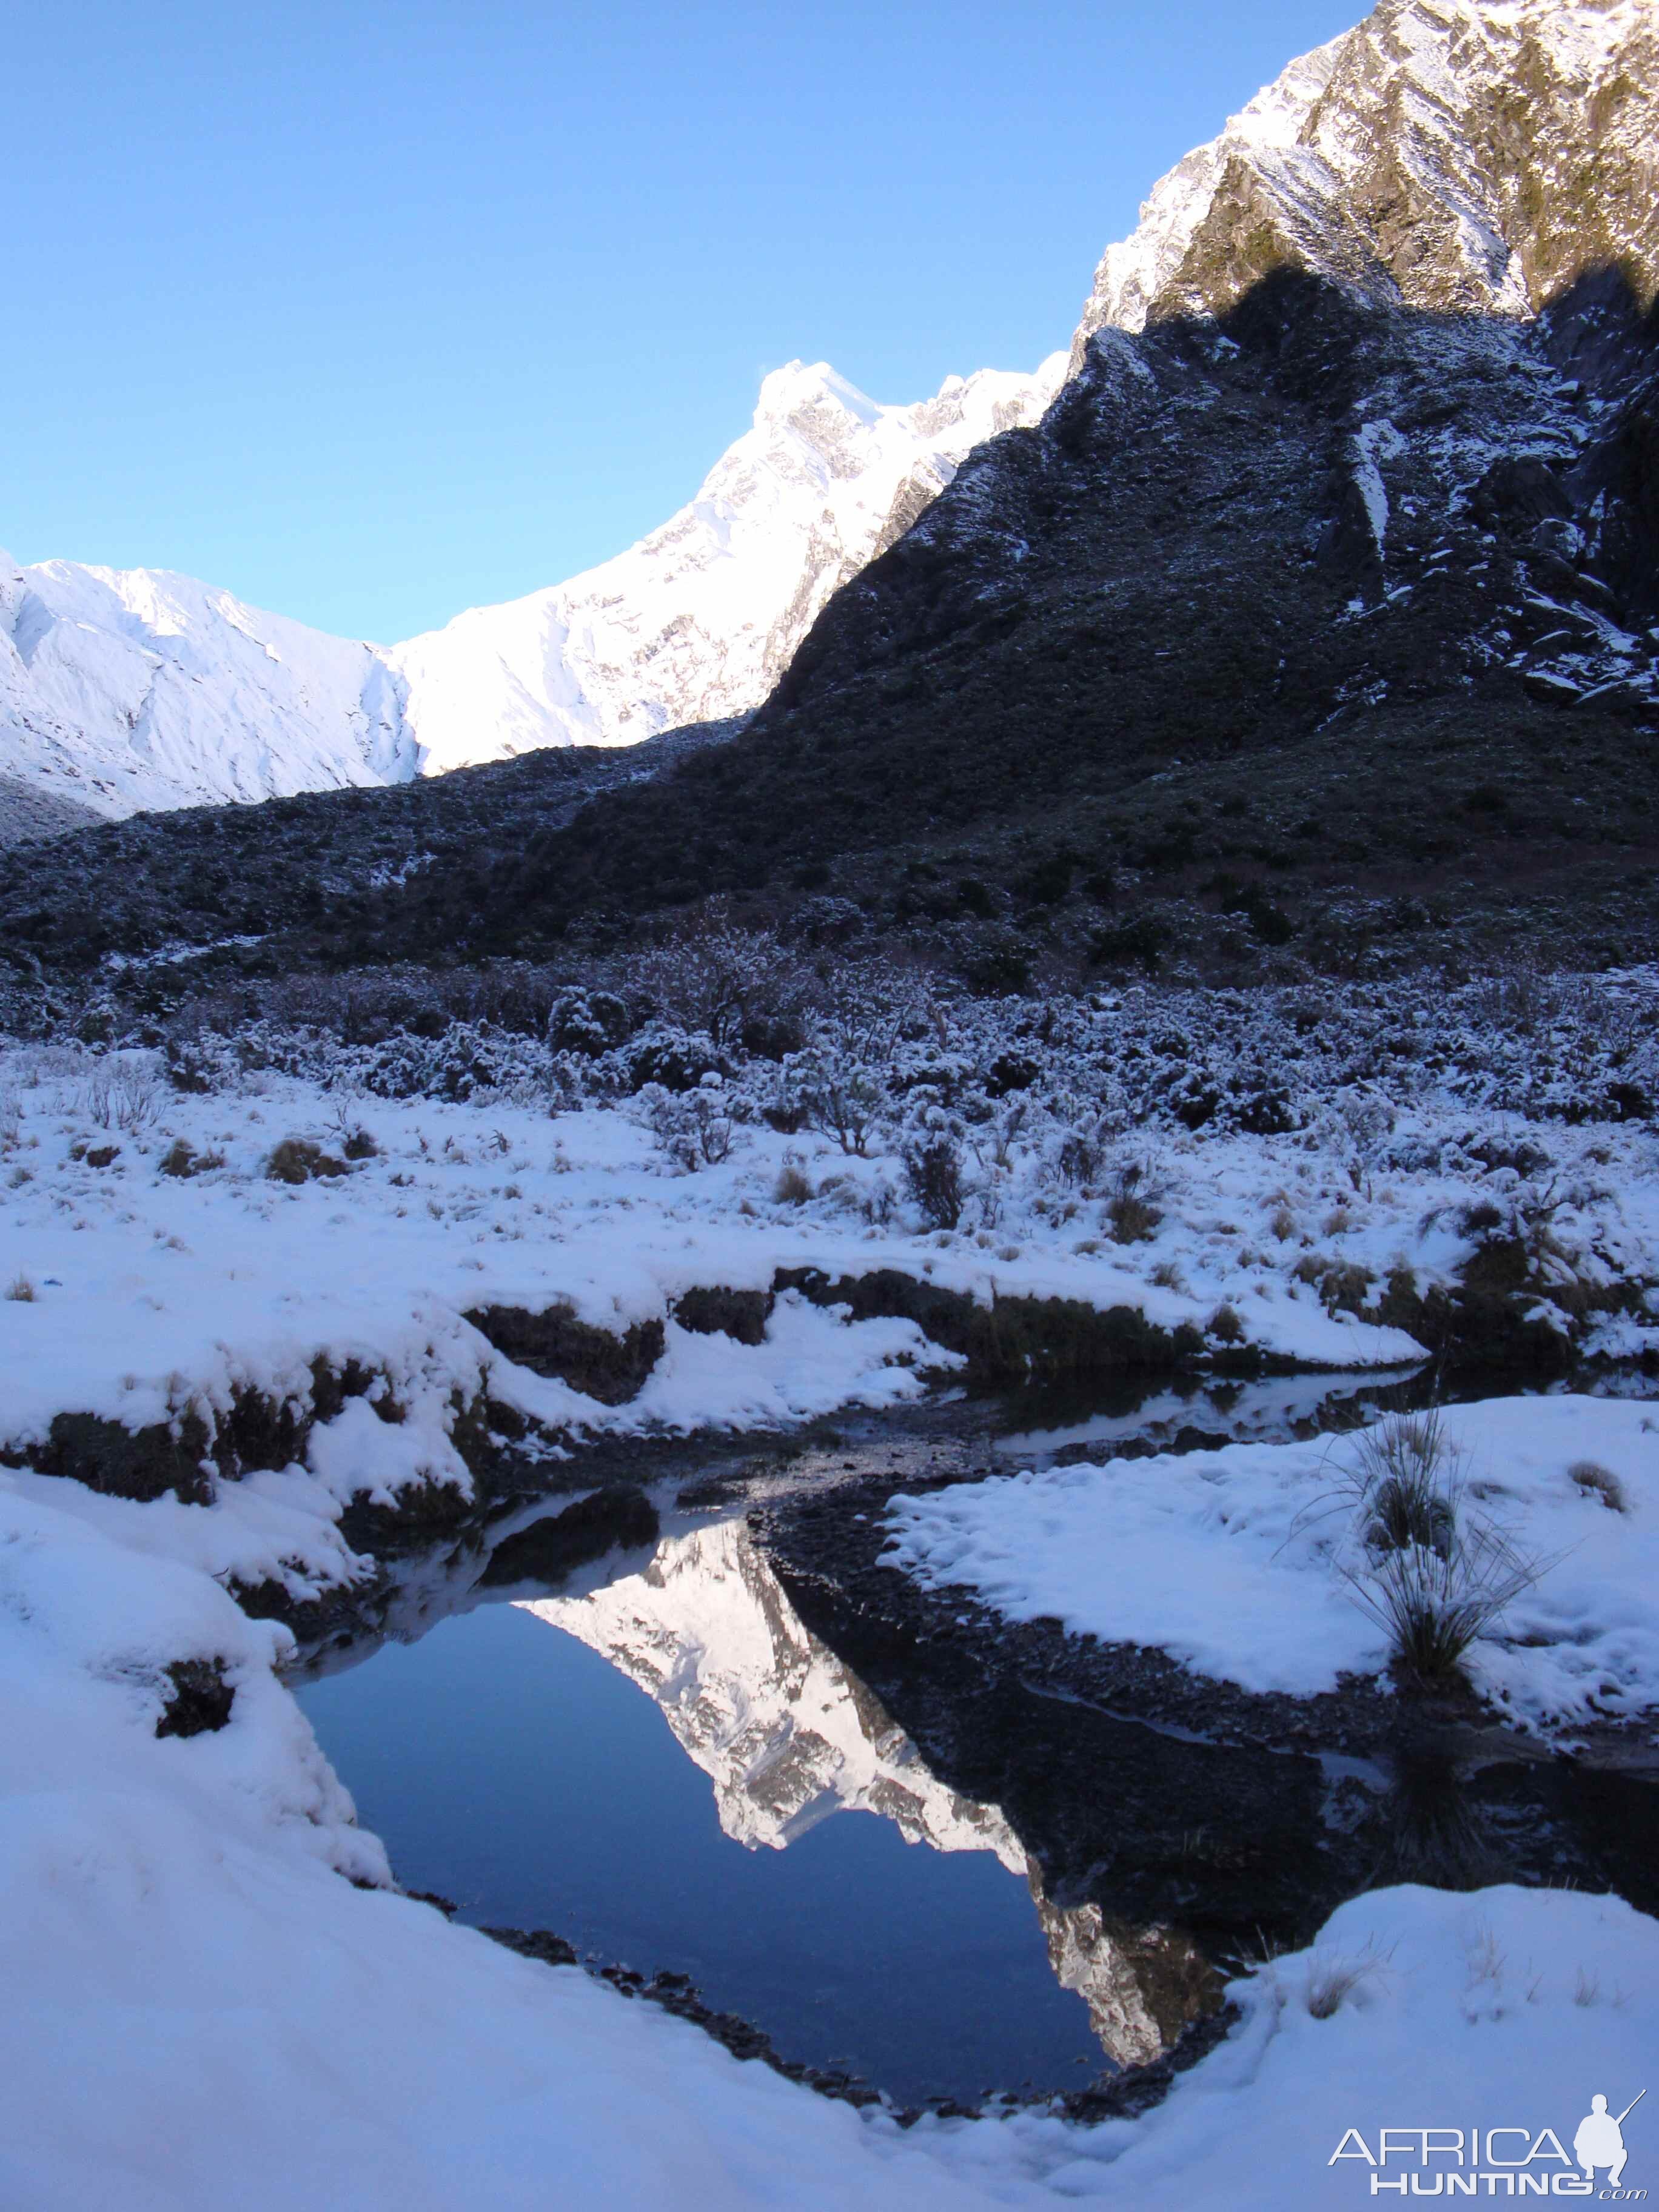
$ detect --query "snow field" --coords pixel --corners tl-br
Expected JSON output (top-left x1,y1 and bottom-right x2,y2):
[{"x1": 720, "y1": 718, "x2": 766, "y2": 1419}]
[
  {"x1": 883, "y1": 1395, "x2": 1659, "y2": 1733},
  {"x1": 0, "y1": 1047, "x2": 1654, "y2": 2204}
]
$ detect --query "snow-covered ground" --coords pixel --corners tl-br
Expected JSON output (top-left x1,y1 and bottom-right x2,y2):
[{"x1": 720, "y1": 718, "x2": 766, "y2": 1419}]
[
  {"x1": 0, "y1": 1044, "x2": 1439, "y2": 1498},
  {"x1": 885, "y1": 1395, "x2": 1659, "y2": 1734},
  {"x1": 2, "y1": 1045, "x2": 1657, "y2": 2204},
  {"x1": 3, "y1": 1438, "x2": 1655, "y2": 2207}
]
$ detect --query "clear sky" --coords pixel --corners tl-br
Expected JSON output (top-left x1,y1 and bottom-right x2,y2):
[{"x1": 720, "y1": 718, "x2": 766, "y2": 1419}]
[{"x1": 5, "y1": 0, "x2": 1359, "y2": 643}]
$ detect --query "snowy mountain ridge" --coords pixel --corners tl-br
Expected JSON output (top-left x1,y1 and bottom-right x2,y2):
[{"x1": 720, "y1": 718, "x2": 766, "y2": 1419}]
[
  {"x1": 1071, "y1": 0, "x2": 1659, "y2": 357},
  {"x1": 6, "y1": 0, "x2": 1655, "y2": 833},
  {"x1": 0, "y1": 353, "x2": 1063, "y2": 828},
  {"x1": 389, "y1": 355, "x2": 1066, "y2": 777},
  {"x1": 0, "y1": 552, "x2": 415, "y2": 825}
]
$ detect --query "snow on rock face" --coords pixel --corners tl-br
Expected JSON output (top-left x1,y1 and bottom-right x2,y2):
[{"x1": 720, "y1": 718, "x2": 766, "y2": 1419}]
[
  {"x1": 385, "y1": 355, "x2": 1066, "y2": 774},
  {"x1": 1071, "y1": 0, "x2": 1659, "y2": 360},
  {"x1": 0, "y1": 549, "x2": 417, "y2": 821},
  {"x1": 0, "y1": 354, "x2": 1062, "y2": 822}
]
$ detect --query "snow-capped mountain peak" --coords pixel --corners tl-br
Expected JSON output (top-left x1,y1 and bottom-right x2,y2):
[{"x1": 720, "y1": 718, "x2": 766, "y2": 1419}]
[
  {"x1": 0, "y1": 348, "x2": 1063, "y2": 829},
  {"x1": 1071, "y1": 0, "x2": 1659, "y2": 357},
  {"x1": 0, "y1": 549, "x2": 414, "y2": 826},
  {"x1": 386, "y1": 350, "x2": 1065, "y2": 777}
]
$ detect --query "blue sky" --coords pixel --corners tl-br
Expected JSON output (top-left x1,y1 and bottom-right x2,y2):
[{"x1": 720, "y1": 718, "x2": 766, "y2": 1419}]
[{"x1": 6, "y1": 1, "x2": 1358, "y2": 642}]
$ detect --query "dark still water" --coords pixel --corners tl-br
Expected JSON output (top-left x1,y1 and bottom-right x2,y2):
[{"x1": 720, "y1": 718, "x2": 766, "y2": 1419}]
[{"x1": 295, "y1": 1584, "x2": 1106, "y2": 2105}]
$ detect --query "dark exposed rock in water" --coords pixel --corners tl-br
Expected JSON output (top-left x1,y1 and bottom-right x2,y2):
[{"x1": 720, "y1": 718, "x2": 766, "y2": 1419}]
[
  {"x1": 478, "y1": 1487, "x2": 659, "y2": 1590},
  {"x1": 483, "y1": 1925, "x2": 577, "y2": 1967}
]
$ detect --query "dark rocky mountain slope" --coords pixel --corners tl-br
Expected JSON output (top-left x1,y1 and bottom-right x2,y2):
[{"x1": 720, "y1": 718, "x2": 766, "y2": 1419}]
[{"x1": 350, "y1": 269, "x2": 1659, "y2": 977}]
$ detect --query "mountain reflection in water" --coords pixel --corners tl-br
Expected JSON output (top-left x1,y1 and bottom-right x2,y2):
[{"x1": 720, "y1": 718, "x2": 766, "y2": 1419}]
[{"x1": 521, "y1": 1518, "x2": 1212, "y2": 2070}]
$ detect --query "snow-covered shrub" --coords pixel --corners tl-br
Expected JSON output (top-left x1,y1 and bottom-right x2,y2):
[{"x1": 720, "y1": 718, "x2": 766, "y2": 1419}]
[
  {"x1": 620, "y1": 1023, "x2": 725, "y2": 1096},
  {"x1": 548, "y1": 987, "x2": 631, "y2": 1057},
  {"x1": 628, "y1": 922, "x2": 811, "y2": 1054},
  {"x1": 638, "y1": 1079, "x2": 736, "y2": 1173},
  {"x1": 902, "y1": 1132, "x2": 965, "y2": 1230},
  {"x1": 81, "y1": 1062, "x2": 165, "y2": 1136}
]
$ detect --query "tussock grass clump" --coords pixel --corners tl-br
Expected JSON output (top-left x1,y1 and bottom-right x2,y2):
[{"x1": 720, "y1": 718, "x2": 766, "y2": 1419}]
[
  {"x1": 1106, "y1": 1165, "x2": 1162, "y2": 1245},
  {"x1": 266, "y1": 1137, "x2": 349, "y2": 1185},
  {"x1": 1304, "y1": 1948, "x2": 1389, "y2": 2019},
  {"x1": 4, "y1": 1273, "x2": 36, "y2": 1302},
  {"x1": 773, "y1": 1159, "x2": 814, "y2": 1205},
  {"x1": 160, "y1": 1138, "x2": 226, "y2": 1179},
  {"x1": 1315, "y1": 1412, "x2": 1557, "y2": 1687},
  {"x1": 1570, "y1": 1460, "x2": 1627, "y2": 1512}
]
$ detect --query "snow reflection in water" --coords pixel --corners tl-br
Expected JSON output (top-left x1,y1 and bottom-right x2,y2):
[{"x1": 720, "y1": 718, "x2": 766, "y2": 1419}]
[{"x1": 297, "y1": 1513, "x2": 1202, "y2": 2102}]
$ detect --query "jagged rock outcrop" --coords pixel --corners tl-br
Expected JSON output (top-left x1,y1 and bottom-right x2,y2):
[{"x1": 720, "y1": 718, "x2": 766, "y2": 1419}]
[{"x1": 1072, "y1": 0, "x2": 1659, "y2": 361}]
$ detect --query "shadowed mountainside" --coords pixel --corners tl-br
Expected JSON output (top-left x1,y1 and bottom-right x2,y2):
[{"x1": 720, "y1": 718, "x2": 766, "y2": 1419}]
[{"x1": 3, "y1": 270, "x2": 1656, "y2": 997}]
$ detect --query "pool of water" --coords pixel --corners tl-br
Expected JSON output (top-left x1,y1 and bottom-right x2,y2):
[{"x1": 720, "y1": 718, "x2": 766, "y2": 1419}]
[
  {"x1": 293, "y1": 1364, "x2": 1658, "y2": 2107},
  {"x1": 297, "y1": 1564, "x2": 1108, "y2": 2104}
]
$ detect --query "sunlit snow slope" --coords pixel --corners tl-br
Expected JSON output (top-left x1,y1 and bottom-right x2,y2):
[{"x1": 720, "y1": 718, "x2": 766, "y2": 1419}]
[
  {"x1": 389, "y1": 358, "x2": 1066, "y2": 774},
  {"x1": 0, "y1": 553, "x2": 415, "y2": 826}
]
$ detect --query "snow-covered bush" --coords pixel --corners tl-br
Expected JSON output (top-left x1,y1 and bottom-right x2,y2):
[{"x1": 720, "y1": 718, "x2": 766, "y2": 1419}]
[
  {"x1": 902, "y1": 1131, "x2": 965, "y2": 1230},
  {"x1": 638, "y1": 1078, "x2": 737, "y2": 1172}
]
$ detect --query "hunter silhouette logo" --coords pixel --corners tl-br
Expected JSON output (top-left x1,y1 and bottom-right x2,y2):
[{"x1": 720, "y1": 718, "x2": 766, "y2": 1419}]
[
  {"x1": 1575, "y1": 2093, "x2": 1644, "y2": 2192},
  {"x1": 1330, "y1": 2090, "x2": 1647, "y2": 2196}
]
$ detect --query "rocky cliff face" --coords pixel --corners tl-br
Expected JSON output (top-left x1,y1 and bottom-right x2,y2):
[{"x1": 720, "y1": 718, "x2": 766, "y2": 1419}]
[
  {"x1": 389, "y1": 259, "x2": 1655, "y2": 967},
  {"x1": 1072, "y1": 0, "x2": 1659, "y2": 361}
]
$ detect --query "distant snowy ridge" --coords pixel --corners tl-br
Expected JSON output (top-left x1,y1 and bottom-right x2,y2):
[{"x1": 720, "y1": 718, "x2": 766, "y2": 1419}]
[
  {"x1": 1072, "y1": 0, "x2": 1659, "y2": 358},
  {"x1": 0, "y1": 551, "x2": 414, "y2": 825},
  {"x1": 0, "y1": 354, "x2": 1062, "y2": 826}
]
